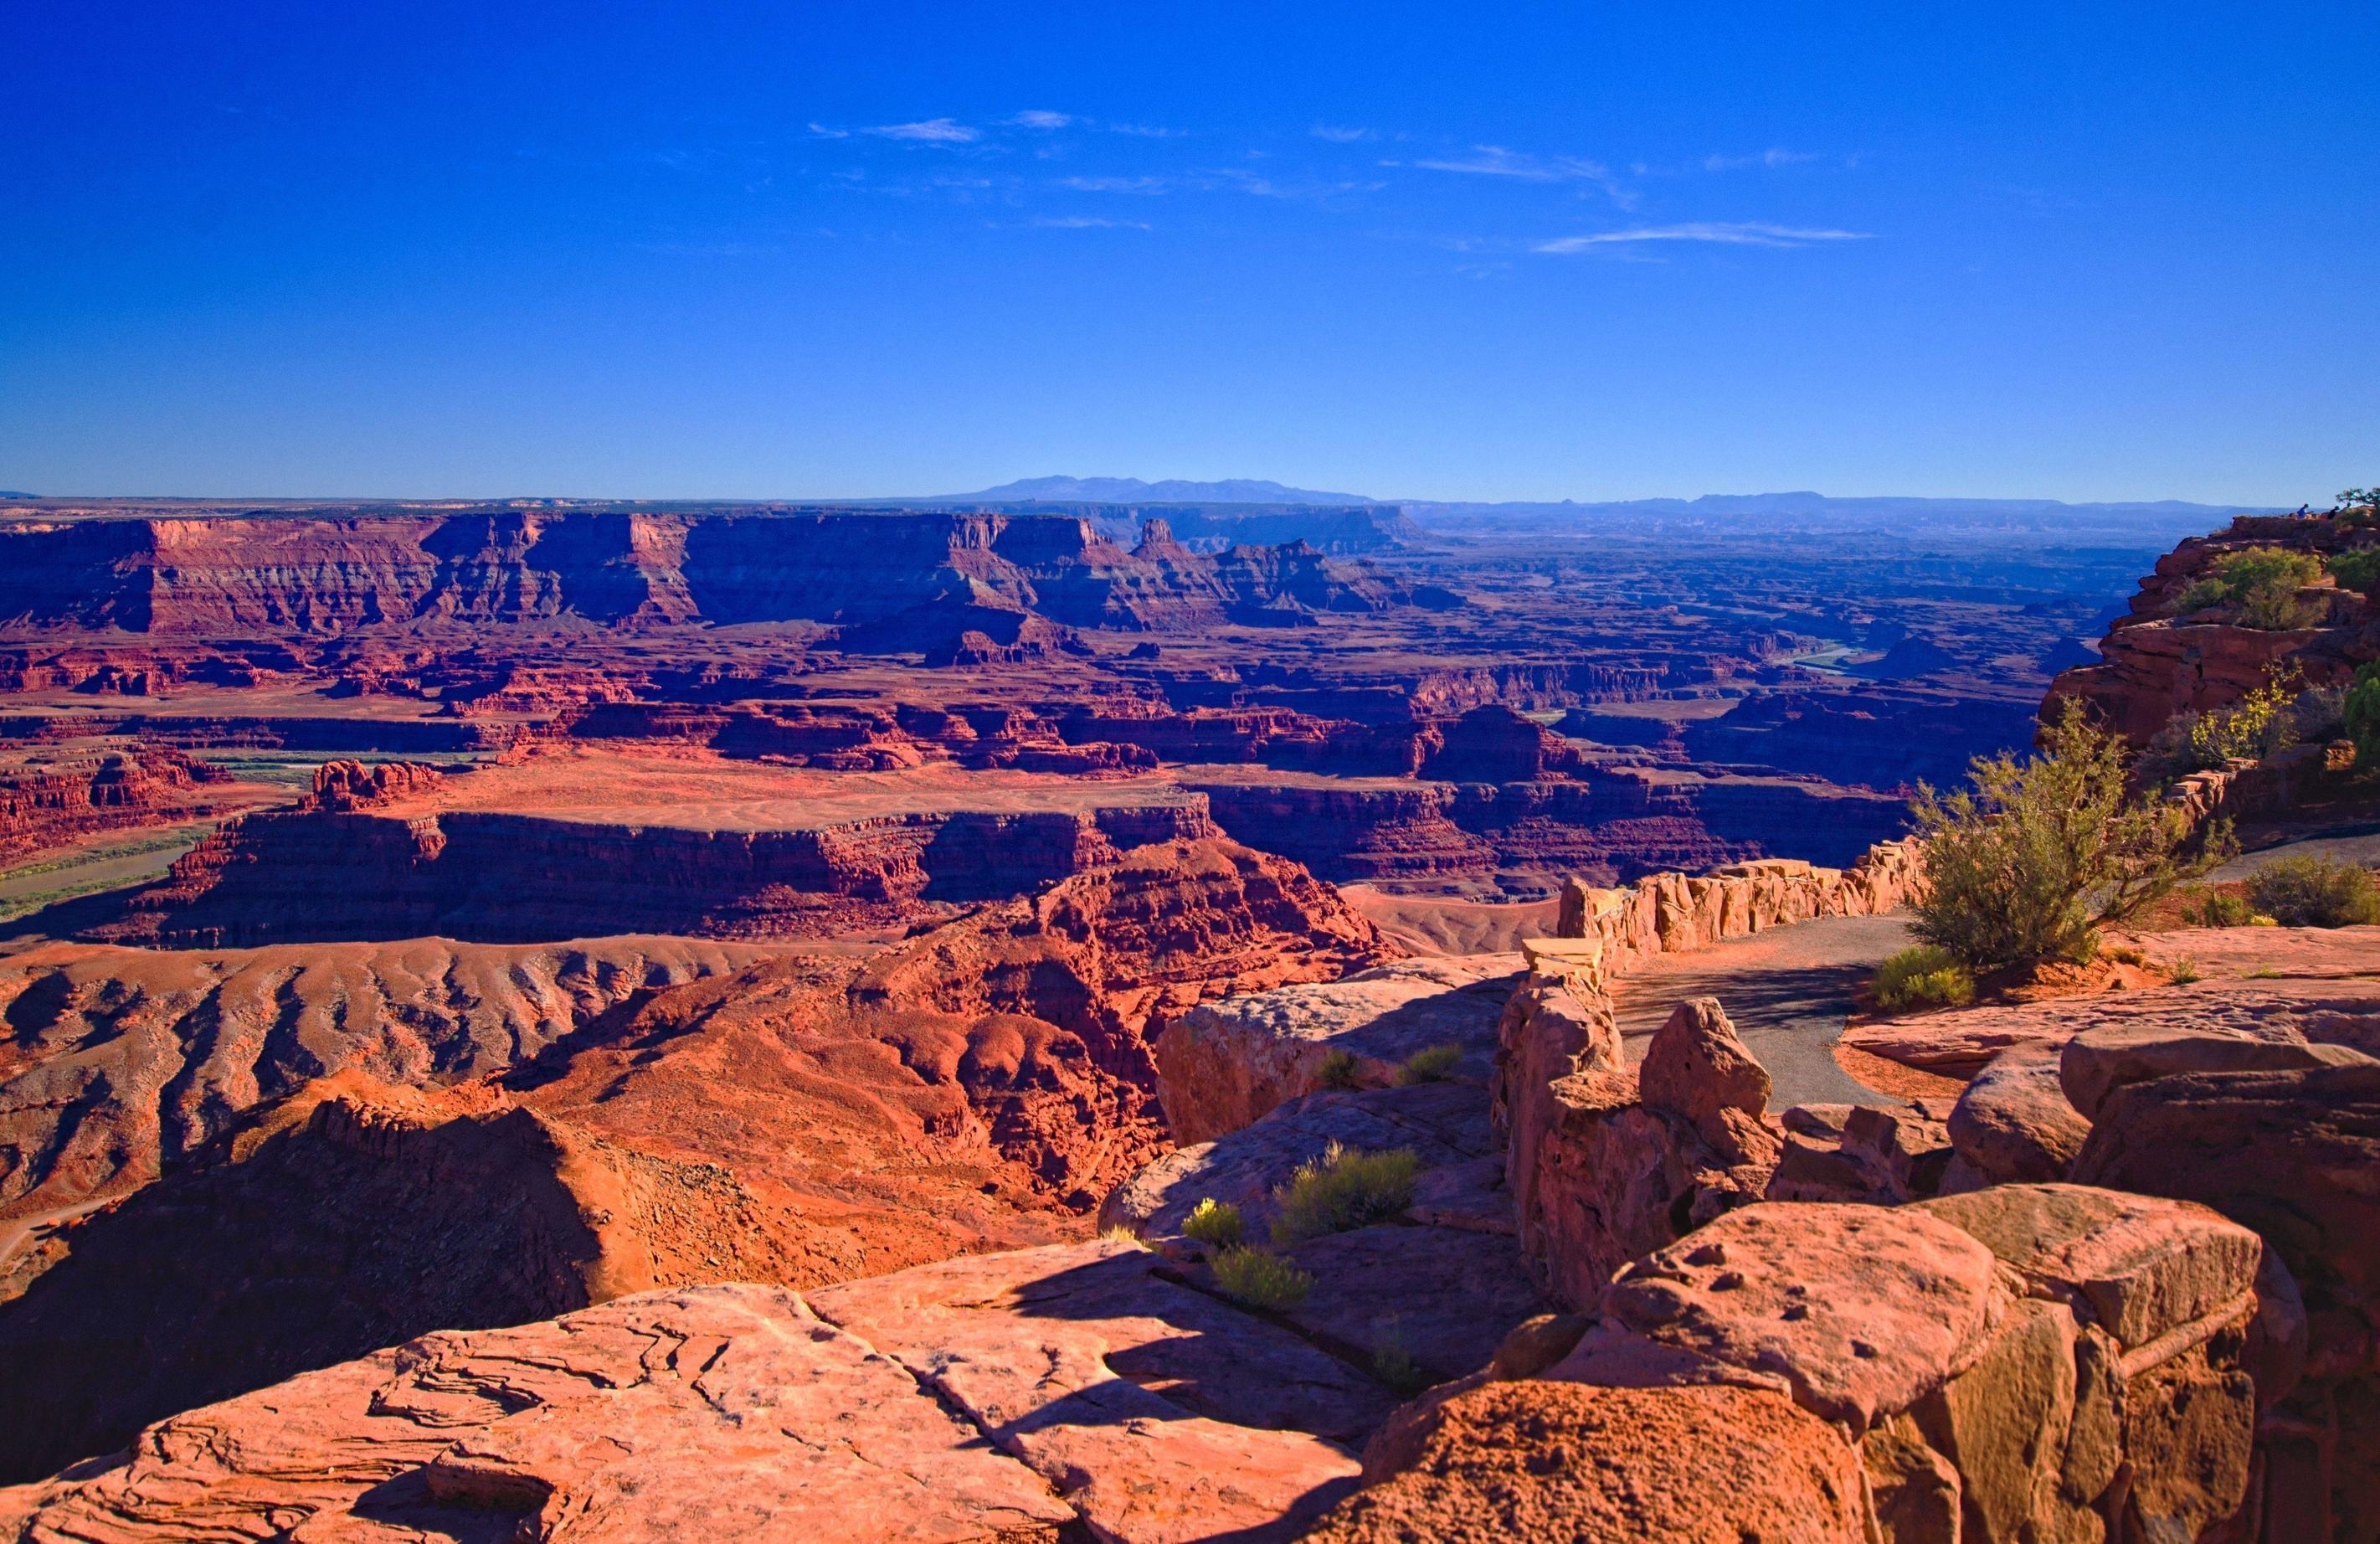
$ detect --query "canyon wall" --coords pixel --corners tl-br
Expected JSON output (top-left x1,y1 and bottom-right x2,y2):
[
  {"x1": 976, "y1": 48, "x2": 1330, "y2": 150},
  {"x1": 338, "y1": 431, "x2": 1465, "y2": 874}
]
[
  {"x1": 0, "y1": 509, "x2": 1415, "y2": 640},
  {"x1": 83, "y1": 795, "x2": 1221, "y2": 946}
]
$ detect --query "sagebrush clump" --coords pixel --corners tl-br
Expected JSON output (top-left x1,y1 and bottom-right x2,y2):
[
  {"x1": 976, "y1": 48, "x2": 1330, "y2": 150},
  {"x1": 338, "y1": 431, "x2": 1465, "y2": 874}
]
[
  {"x1": 2347, "y1": 663, "x2": 2380, "y2": 772},
  {"x1": 2169, "y1": 545, "x2": 2327, "y2": 629},
  {"x1": 1271, "y1": 1142, "x2": 1421, "y2": 1244},
  {"x1": 1871, "y1": 944, "x2": 1975, "y2": 1011},
  {"x1": 1182, "y1": 1197, "x2": 1244, "y2": 1248},
  {"x1": 2185, "y1": 888, "x2": 2259, "y2": 928},
  {"x1": 1911, "y1": 699, "x2": 2228, "y2": 974},
  {"x1": 1396, "y1": 1043, "x2": 1462, "y2": 1084},
  {"x1": 2330, "y1": 546, "x2": 2380, "y2": 599},
  {"x1": 2244, "y1": 856, "x2": 2380, "y2": 927},
  {"x1": 1315, "y1": 1047, "x2": 1364, "y2": 1089},
  {"x1": 1210, "y1": 1246, "x2": 1313, "y2": 1311}
]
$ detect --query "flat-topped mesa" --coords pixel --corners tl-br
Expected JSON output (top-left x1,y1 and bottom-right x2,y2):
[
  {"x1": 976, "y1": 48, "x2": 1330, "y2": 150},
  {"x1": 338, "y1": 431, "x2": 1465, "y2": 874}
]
[
  {"x1": 0, "y1": 739, "x2": 257, "y2": 859},
  {"x1": 0, "y1": 507, "x2": 1418, "y2": 641},
  {"x1": 2045, "y1": 509, "x2": 2379, "y2": 747}
]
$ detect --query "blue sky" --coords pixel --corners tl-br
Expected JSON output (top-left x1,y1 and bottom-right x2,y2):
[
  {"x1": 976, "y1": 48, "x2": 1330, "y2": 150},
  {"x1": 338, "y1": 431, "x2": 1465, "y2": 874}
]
[{"x1": 3, "y1": 3, "x2": 2374, "y2": 503}]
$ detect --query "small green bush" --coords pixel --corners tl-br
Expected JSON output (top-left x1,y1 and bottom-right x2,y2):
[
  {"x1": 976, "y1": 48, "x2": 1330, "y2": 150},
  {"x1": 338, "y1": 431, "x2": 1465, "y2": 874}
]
[
  {"x1": 1396, "y1": 1043, "x2": 1462, "y2": 1085},
  {"x1": 1182, "y1": 1197, "x2": 1244, "y2": 1248},
  {"x1": 2217, "y1": 546, "x2": 2328, "y2": 630},
  {"x1": 1371, "y1": 1337, "x2": 1434, "y2": 1396},
  {"x1": 2330, "y1": 547, "x2": 2380, "y2": 599},
  {"x1": 2168, "y1": 956, "x2": 2202, "y2": 985},
  {"x1": 1872, "y1": 944, "x2": 1976, "y2": 1011},
  {"x1": 1211, "y1": 1246, "x2": 1313, "y2": 1311},
  {"x1": 1315, "y1": 1047, "x2": 1363, "y2": 1089},
  {"x1": 2187, "y1": 890, "x2": 2259, "y2": 928},
  {"x1": 1271, "y1": 1142, "x2": 1421, "y2": 1244},
  {"x1": 2142, "y1": 672, "x2": 2302, "y2": 780},
  {"x1": 2244, "y1": 856, "x2": 2380, "y2": 927},
  {"x1": 2348, "y1": 663, "x2": 2380, "y2": 771},
  {"x1": 2170, "y1": 578, "x2": 2230, "y2": 616}
]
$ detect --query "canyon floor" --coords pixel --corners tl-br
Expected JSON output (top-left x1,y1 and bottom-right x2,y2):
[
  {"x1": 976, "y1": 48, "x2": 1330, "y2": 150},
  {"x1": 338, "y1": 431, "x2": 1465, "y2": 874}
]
[{"x1": 1, "y1": 501, "x2": 2375, "y2": 1541}]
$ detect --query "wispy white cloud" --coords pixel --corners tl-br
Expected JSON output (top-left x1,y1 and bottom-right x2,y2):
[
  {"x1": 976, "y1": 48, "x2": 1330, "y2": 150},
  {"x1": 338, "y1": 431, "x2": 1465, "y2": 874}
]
[
  {"x1": 1534, "y1": 222, "x2": 1872, "y2": 253},
  {"x1": 1106, "y1": 121, "x2": 1185, "y2": 138},
  {"x1": 1032, "y1": 215, "x2": 1151, "y2": 229},
  {"x1": 1401, "y1": 146, "x2": 1628, "y2": 203},
  {"x1": 807, "y1": 122, "x2": 850, "y2": 139},
  {"x1": 865, "y1": 118, "x2": 979, "y2": 144},
  {"x1": 1208, "y1": 167, "x2": 1383, "y2": 201},
  {"x1": 1009, "y1": 110, "x2": 1076, "y2": 130},
  {"x1": 1702, "y1": 147, "x2": 1821, "y2": 172},
  {"x1": 1311, "y1": 125, "x2": 1373, "y2": 143},
  {"x1": 1057, "y1": 174, "x2": 1170, "y2": 193}
]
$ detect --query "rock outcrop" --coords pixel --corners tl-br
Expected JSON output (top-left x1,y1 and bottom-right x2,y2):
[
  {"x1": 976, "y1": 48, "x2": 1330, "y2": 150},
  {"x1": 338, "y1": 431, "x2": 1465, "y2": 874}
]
[
  {"x1": 0, "y1": 933, "x2": 794, "y2": 1223},
  {"x1": 0, "y1": 739, "x2": 263, "y2": 861},
  {"x1": 2046, "y1": 511, "x2": 2380, "y2": 746},
  {"x1": 1308, "y1": 1186, "x2": 2265, "y2": 1544},
  {"x1": 1151, "y1": 955, "x2": 1515, "y2": 1143},
  {"x1": 0, "y1": 1073, "x2": 772, "y2": 1483},
  {"x1": 2071, "y1": 1063, "x2": 2380, "y2": 1542},
  {"x1": 0, "y1": 1284, "x2": 1086, "y2": 1542}
]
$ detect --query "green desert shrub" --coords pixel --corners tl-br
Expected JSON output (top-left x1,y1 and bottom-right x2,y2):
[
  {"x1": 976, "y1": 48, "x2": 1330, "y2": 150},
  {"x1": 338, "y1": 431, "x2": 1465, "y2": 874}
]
[
  {"x1": 1910, "y1": 699, "x2": 2229, "y2": 974},
  {"x1": 2170, "y1": 546, "x2": 2327, "y2": 627},
  {"x1": 2244, "y1": 856, "x2": 2380, "y2": 927},
  {"x1": 2215, "y1": 546, "x2": 2328, "y2": 629},
  {"x1": 2168, "y1": 955, "x2": 2203, "y2": 985},
  {"x1": 1396, "y1": 1043, "x2": 1462, "y2": 1085},
  {"x1": 1370, "y1": 1336, "x2": 1434, "y2": 1396},
  {"x1": 2187, "y1": 889, "x2": 2259, "y2": 928},
  {"x1": 2339, "y1": 488, "x2": 2380, "y2": 529},
  {"x1": 2347, "y1": 663, "x2": 2380, "y2": 771},
  {"x1": 1271, "y1": 1142, "x2": 1421, "y2": 1245},
  {"x1": 1181, "y1": 1197, "x2": 1244, "y2": 1248},
  {"x1": 1315, "y1": 1047, "x2": 1364, "y2": 1089},
  {"x1": 1871, "y1": 944, "x2": 1976, "y2": 1011},
  {"x1": 2141, "y1": 670, "x2": 2305, "y2": 782},
  {"x1": 2329, "y1": 547, "x2": 2380, "y2": 599},
  {"x1": 1210, "y1": 1246, "x2": 1313, "y2": 1311}
]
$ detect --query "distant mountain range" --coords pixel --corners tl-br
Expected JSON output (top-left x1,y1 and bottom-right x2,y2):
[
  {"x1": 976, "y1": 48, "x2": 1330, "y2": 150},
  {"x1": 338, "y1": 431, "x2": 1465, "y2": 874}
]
[
  {"x1": 919, "y1": 478, "x2": 2276, "y2": 548},
  {"x1": 926, "y1": 476, "x2": 1380, "y2": 506}
]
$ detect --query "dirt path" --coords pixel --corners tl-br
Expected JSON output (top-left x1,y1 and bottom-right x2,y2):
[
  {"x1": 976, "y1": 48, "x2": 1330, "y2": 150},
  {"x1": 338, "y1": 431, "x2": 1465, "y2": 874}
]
[{"x1": 1610, "y1": 914, "x2": 1915, "y2": 1109}]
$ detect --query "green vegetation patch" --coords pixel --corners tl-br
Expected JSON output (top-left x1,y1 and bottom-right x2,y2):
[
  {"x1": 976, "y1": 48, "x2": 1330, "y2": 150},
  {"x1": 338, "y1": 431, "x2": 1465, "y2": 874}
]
[
  {"x1": 1911, "y1": 699, "x2": 2228, "y2": 974},
  {"x1": 2168, "y1": 545, "x2": 2327, "y2": 630},
  {"x1": 1210, "y1": 1246, "x2": 1313, "y2": 1311},
  {"x1": 1270, "y1": 1142, "x2": 1421, "y2": 1245},
  {"x1": 1396, "y1": 1043, "x2": 1462, "y2": 1085},
  {"x1": 2244, "y1": 855, "x2": 2380, "y2": 928},
  {"x1": 1182, "y1": 1197, "x2": 1245, "y2": 1248},
  {"x1": 1872, "y1": 944, "x2": 1976, "y2": 1011}
]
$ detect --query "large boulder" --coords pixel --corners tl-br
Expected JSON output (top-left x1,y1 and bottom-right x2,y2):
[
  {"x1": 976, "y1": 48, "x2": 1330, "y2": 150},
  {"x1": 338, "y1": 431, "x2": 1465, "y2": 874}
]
[
  {"x1": 1637, "y1": 995, "x2": 1771, "y2": 1156},
  {"x1": 1295, "y1": 1381, "x2": 1870, "y2": 1544},
  {"x1": 1591, "y1": 1202, "x2": 2008, "y2": 1437},
  {"x1": 1944, "y1": 1042, "x2": 2093, "y2": 1191},
  {"x1": 2058, "y1": 1022, "x2": 2373, "y2": 1122},
  {"x1": 1153, "y1": 957, "x2": 1516, "y2": 1143},
  {"x1": 2071, "y1": 1063, "x2": 2380, "y2": 1543}
]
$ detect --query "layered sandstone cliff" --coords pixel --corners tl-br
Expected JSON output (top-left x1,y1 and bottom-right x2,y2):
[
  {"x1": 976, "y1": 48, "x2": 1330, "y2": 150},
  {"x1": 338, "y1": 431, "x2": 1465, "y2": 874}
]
[{"x1": 0, "y1": 508, "x2": 1416, "y2": 641}]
